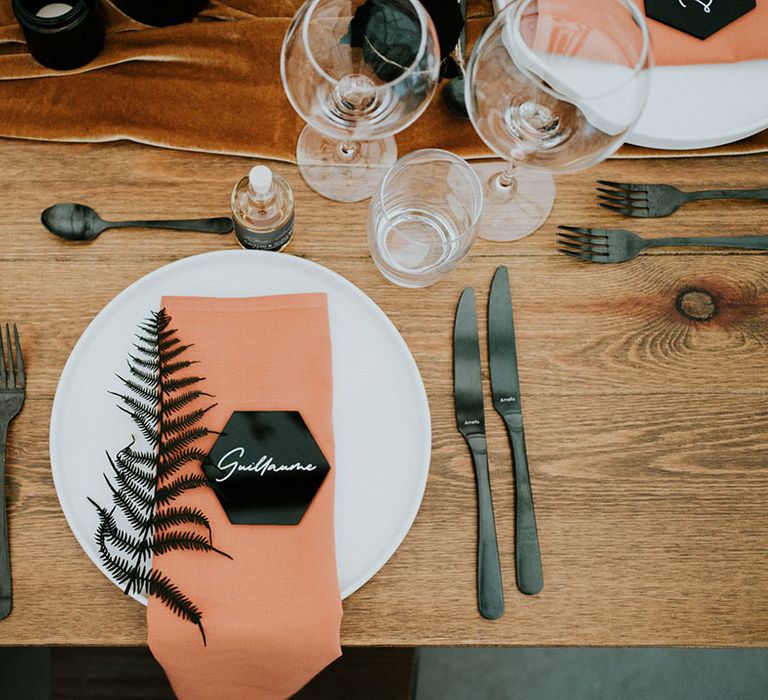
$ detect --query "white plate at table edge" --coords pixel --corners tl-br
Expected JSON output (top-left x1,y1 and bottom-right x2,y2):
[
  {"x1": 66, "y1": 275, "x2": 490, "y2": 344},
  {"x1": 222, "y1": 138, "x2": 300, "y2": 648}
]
[
  {"x1": 490, "y1": 0, "x2": 768, "y2": 149},
  {"x1": 50, "y1": 250, "x2": 432, "y2": 604},
  {"x1": 627, "y1": 61, "x2": 768, "y2": 150}
]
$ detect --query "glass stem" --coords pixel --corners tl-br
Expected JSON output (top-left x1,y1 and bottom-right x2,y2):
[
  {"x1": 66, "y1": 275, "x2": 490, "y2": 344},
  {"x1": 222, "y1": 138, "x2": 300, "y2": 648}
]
[
  {"x1": 488, "y1": 161, "x2": 519, "y2": 199},
  {"x1": 498, "y1": 162, "x2": 517, "y2": 188},
  {"x1": 338, "y1": 139, "x2": 358, "y2": 161}
]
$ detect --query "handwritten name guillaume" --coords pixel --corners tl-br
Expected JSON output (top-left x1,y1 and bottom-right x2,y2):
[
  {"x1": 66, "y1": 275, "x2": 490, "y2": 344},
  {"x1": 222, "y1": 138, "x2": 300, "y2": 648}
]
[{"x1": 215, "y1": 447, "x2": 318, "y2": 483}]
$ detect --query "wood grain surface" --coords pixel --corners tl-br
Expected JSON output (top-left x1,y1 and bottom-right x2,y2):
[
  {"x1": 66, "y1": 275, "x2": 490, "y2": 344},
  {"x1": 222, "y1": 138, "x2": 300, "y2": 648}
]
[{"x1": 1, "y1": 139, "x2": 768, "y2": 646}]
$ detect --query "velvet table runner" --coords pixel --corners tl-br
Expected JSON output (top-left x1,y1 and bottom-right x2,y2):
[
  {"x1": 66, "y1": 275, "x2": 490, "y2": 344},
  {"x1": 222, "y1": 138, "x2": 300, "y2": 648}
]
[{"x1": 1, "y1": 0, "x2": 766, "y2": 159}]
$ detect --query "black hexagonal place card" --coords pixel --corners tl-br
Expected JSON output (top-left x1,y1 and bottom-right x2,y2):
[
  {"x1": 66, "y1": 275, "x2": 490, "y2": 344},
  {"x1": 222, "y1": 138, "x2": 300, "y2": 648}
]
[
  {"x1": 203, "y1": 411, "x2": 330, "y2": 525},
  {"x1": 645, "y1": 0, "x2": 755, "y2": 40}
]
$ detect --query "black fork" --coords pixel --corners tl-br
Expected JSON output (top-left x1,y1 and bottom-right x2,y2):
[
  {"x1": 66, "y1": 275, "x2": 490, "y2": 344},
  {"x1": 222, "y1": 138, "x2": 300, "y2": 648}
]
[
  {"x1": 597, "y1": 180, "x2": 768, "y2": 218},
  {"x1": 0, "y1": 324, "x2": 26, "y2": 619}
]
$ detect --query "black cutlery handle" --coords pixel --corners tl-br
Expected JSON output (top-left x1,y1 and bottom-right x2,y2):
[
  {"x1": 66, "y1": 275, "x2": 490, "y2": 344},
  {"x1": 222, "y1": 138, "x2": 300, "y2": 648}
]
[
  {"x1": 0, "y1": 423, "x2": 11, "y2": 620},
  {"x1": 466, "y1": 434, "x2": 504, "y2": 620},
  {"x1": 109, "y1": 217, "x2": 233, "y2": 234},
  {"x1": 502, "y1": 413, "x2": 543, "y2": 595},
  {"x1": 648, "y1": 235, "x2": 768, "y2": 250},
  {"x1": 686, "y1": 188, "x2": 768, "y2": 202}
]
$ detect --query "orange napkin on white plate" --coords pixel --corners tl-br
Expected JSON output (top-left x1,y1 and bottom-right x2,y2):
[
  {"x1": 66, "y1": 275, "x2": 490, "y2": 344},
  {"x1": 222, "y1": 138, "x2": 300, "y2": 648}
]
[{"x1": 147, "y1": 294, "x2": 342, "y2": 699}]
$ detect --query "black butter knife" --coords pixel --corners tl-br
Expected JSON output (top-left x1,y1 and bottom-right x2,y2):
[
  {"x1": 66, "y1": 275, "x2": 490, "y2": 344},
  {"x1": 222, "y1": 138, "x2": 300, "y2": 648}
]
[
  {"x1": 489, "y1": 266, "x2": 544, "y2": 595},
  {"x1": 454, "y1": 288, "x2": 504, "y2": 620}
]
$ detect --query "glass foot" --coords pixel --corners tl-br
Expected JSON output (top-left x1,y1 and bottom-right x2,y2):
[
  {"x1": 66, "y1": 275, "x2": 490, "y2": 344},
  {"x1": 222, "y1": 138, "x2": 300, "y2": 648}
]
[
  {"x1": 471, "y1": 162, "x2": 555, "y2": 241},
  {"x1": 297, "y1": 126, "x2": 396, "y2": 203}
]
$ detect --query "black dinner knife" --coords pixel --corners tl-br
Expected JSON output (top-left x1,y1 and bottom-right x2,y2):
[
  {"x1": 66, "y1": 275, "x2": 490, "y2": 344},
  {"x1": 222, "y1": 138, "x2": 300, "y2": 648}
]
[
  {"x1": 454, "y1": 287, "x2": 504, "y2": 620},
  {"x1": 488, "y1": 266, "x2": 544, "y2": 595}
]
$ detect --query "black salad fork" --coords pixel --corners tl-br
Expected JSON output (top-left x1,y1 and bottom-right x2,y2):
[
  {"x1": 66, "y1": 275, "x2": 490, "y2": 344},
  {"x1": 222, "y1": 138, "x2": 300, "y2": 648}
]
[
  {"x1": 557, "y1": 226, "x2": 768, "y2": 264},
  {"x1": 597, "y1": 180, "x2": 768, "y2": 218},
  {"x1": 0, "y1": 324, "x2": 25, "y2": 620}
]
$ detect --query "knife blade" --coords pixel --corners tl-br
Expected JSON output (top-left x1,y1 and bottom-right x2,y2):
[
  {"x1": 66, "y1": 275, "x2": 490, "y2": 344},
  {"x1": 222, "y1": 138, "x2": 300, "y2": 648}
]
[
  {"x1": 454, "y1": 287, "x2": 504, "y2": 620},
  {"x1": 488, "y1": 266, "x2": 543, "y2": 595}
]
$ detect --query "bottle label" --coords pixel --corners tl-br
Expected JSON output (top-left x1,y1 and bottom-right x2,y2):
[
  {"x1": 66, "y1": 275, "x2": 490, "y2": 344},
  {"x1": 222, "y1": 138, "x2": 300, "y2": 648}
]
[{"x1": 235, "y1": 215, "x2": 294, "y2": 251}]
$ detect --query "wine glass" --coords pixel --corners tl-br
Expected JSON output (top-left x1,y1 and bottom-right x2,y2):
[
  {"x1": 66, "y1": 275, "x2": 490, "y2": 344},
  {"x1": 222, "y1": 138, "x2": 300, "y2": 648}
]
[
  {"x1": 465, "y1": 0, "x2": 652, "y2": 240},
  {"x1": 281, "y1": 0, "x2": 441, "y2": 203}
]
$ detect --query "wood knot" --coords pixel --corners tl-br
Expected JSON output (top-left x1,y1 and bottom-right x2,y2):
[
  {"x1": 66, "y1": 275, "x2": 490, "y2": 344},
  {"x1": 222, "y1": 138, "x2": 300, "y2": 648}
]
[{"x1": 676, "y1": 288, "x2": 718, "y2": 321}]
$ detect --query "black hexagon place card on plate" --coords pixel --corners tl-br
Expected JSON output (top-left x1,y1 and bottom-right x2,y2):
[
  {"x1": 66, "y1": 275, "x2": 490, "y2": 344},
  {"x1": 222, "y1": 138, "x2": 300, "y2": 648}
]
[
  {"x1": 645, "y1": 0, "x2": 755, "y2": 40},
  {"x1": 203, "y1": 411, "x2": 330, "y2": 525}
]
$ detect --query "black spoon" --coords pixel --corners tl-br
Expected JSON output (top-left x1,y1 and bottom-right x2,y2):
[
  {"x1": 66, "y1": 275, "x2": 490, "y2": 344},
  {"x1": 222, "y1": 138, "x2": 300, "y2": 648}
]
[{"x1": 41, "y1": 203, "x2": 233, "y2": 241}]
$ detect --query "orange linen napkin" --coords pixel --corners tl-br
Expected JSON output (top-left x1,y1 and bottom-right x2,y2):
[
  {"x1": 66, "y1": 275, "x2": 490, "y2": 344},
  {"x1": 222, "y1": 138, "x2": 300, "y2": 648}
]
[
  {"x1": 636, "y1": 0, "x2": 768, "y2": 66},
  {"x1": 537, "y1": 0, "x2": 768, "y2": 66},
  {"x1": 148, "y1": 293, "x2": 342, "y2": 700}
]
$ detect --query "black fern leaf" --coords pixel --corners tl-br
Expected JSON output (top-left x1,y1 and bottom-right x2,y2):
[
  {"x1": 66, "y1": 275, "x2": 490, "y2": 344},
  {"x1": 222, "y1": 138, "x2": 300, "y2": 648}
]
[
  {"x1": 127, "y1": 362, "x2": 160, "y2": 385},
  {"x1": 159, "y1": 336, "x2": 181, "y2": 354},
  {"x1": 97, "y1": 506, "x2": 147, "y2": 556},
  {"x1": 108, "y1": 392, "x2": 158, "y2": 423},
  {"x1": 152, "y1": 507, "x2": 211, "y2": 538},
  {"x1": 152, "y1": 530, "x2": 231, "y2": 559},
  {"x1": 106, "y1": 478, "x2": 152, "y2": 531},
  {"x1": 160, "y1": 427, "x2": 211, "y2": 458},
  {"x1": 159, "y1": 326, "x2": 178, "y2": 343},
  {"x1": 160, "y1": 343, "x2": 194, "y2": 364},
  {"x1": 93, "y1": 514, "x2": 134, "y2": 584},
  {"x1": 114, "y1": 451, "x2": 155, "y2": 489},
  {"x1": 116, "y1": 375, "x2": 159, "y2": 403},
  {"x1": 161, "y1": 359, "x2": 199, "y2": 377},
  {"x1": 158, "y1": 448, "x2": 209, "y2": 480},
  {"x1": 116, "y1": 405, "x2": 159, "y2": 447},
  {"x1": 135, "y1": 333, "x2": 159, "y2": 348},
  {"x1": 119, "y1": 441, "x2": 156, "y2": 468},
  {"x1": 163, "y1": 375, "x2": 206, "y2": 395},
  {"x1": 155, "y1": 474, "x2": 210, "y2": 505},
  {"x1": 164, "y1": 405, "x2": 216, "y2": 437},
  {"x1": 129, "y1": 354, "x2": 160, "y2": 371},
  {"x1": 108, "y1": 454, "x2": 154, "y2": 509},
  {"x1": 142, "y1": 570, "x2": 206, "y2": 644},
  {"x1": 91, "y1": 308, "x2": 227, "y2": 644},
  {"x1": 164, "y1": 389, "x2": 213, "y2": 416},
  {"x1": 133, "y1": 342, "x2": 158, "y2": 358},
  {"x1": 99, "y1": 548, "x2": 135, "y2": 585}
]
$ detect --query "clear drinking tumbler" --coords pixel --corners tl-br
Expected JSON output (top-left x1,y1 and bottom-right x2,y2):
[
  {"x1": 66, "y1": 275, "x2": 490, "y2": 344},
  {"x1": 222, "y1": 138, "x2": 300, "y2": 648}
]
[{"x1": 368, "y1": 149, "x2": 483, "y2": 288}]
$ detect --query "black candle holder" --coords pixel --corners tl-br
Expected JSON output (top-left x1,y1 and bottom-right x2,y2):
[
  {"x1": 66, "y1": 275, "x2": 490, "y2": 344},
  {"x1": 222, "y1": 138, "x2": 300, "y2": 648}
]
[
  {"x1": 111, "y1": 0, "x2": 208, "y2": 27},
  {"x1": 13, "y1": 0, "x2": 104, "y2": 71}
]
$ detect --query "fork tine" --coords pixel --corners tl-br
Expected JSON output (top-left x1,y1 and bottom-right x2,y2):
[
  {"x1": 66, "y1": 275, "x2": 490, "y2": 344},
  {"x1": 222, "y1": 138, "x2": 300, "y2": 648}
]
[
  {"x1": 557, "y1": 248, "x2": 592, "y2": 262},
  {"x1": 596, "y1": 186, "x2": 647, "y2": 200},
  {"x1": 558, "y1": 225, "x2": 608, "y2": 240},
  {"x1": 558, "y1": 244, "x2": 602, "y2": 258},
  {"x1": 557, "y1": 240, "x2": 607, "y2": 255},
  {"x1": 556, "y1": 234, "x2": 607, "y2": 249},
  {"x1": 598, "y1": 202, "x2": 644, "y2": 217},
  {"x1": 13, "y1": 324, "x2": 24, "y2": 389},
  {"x1": 0, "y1": 325, "x2": 5, "y2": 389},
  {"x1": 5, "y1": 324, "x2": 14, "y2": 389},
  {"x1": 556, "y1": 232, "x2": 590, "y2": 245},
  {"x1": 597, "y1": 179, "x2": 646, "y2": 192},
  {"x1": 597, "y1": 187, "x2": 648, "y2": 205},
  {"x1": 558, "y1": 225, "x2": 595, "y2": 236},
  {"x1": 597, "y1": 194, "x2": 645, "y2": 208}
]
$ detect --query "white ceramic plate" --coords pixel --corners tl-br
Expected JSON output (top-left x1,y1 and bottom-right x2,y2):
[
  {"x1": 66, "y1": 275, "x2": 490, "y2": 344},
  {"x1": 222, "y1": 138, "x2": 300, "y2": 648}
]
[
  {"x1": 50, "y1": 251, "x2": 431, "y2": 603},
  {"x1": 628, "y1": 60, "x2": 768, "y2": 149}
]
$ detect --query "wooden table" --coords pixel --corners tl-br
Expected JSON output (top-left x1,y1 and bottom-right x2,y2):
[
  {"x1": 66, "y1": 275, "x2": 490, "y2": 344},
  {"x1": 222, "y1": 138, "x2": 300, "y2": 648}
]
[{"x1": 1, "y1": 138, "x2": 767, "y2": 647}]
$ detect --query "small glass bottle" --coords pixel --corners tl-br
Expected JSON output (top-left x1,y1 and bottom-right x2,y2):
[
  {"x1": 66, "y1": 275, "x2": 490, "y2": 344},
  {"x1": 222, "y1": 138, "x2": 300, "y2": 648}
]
[{"x1": 231, "y1": 166, "x2": 295, "y2": 251}]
